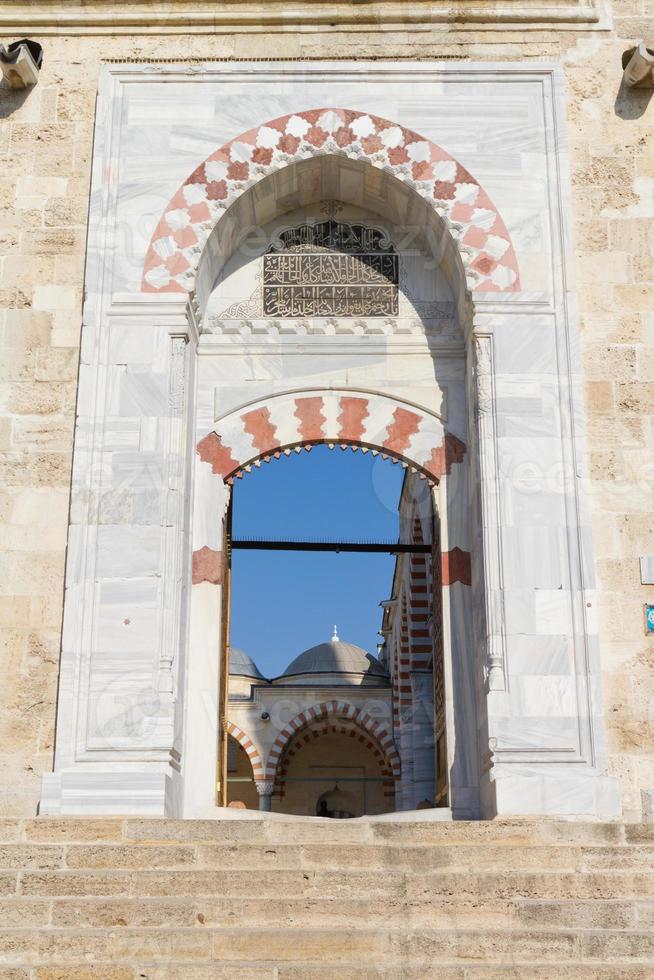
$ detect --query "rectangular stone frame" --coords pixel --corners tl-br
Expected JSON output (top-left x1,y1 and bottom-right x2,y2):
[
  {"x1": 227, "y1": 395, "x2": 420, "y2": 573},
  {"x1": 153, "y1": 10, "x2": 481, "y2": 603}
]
[{"x1": 41, "y1": 61, "x2": 620, "y2": 819}]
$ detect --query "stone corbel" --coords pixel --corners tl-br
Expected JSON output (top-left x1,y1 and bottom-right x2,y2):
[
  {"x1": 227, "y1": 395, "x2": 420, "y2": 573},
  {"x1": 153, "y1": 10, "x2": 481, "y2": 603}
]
[
  {"x1": 623, "y1": 42, "x2": 654, "y2": 88},
  {"x1": 0, "y1": 38, "x2": 42, "y2": 88}
]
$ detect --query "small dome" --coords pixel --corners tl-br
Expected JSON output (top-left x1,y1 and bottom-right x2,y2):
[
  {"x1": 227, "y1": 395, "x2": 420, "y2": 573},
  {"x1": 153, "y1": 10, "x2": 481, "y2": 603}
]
[
  {"x1": 278, "y1": 629, "x2": 388, "y2": 682},
  {"x1": 229, "y1": 647, "x2": 267, "y2": 681}
]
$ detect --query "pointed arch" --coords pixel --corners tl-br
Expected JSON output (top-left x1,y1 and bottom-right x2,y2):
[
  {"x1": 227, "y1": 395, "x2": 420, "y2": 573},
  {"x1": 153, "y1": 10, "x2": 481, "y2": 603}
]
[
  {"x1": 265, "y1": 700, "x2": 401, "y2": 782},
  {"x1": 275, "y1": 717, "x2": 396, "y2": 802},
  {"x1": 142, "y1": 107, "x2": 519, "y2": 297},
  {"x1": 226, "y1": 722, "x2": 264, "y2": 781}
]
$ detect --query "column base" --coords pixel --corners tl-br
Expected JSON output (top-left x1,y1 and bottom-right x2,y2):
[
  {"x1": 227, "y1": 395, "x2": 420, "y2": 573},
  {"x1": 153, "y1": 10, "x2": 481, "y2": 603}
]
[
  {"x1": 482, "y1": 765, "x2": 622, "y2": 820},
  {"x1": 40, "y1": 766, "x2": 182, "y2": 817}
]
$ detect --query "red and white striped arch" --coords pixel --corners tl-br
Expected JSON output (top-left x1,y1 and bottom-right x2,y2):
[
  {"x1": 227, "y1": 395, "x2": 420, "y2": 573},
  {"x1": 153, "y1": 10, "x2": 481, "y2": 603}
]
[
  {"x1": 276, "y1": 718, "x2": 396, "y2": 800},
  {"x1": 265, "y1": 700, "x2": 401, "y2": 782},
  {"x1": 141, "y1": 107, "x2": 520, "y2": 295},
  {"x1": 198, "y1": 389, "x2": 466, "y2": 486},
  {"x1": 226, "y1": 721, "x2": 265, "y2": 781}
]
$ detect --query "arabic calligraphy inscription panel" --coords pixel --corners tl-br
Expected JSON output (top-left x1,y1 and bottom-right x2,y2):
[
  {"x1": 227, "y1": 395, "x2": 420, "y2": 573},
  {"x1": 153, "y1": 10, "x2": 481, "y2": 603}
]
[{"x1": 262, "y1": 218, "x2": 399, "y2": 318}]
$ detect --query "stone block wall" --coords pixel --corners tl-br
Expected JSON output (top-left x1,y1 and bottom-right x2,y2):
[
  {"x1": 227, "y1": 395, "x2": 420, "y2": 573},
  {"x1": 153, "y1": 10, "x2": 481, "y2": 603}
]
[{"x1": 0, "y1": 1, "x2": 652, "y2": 818}]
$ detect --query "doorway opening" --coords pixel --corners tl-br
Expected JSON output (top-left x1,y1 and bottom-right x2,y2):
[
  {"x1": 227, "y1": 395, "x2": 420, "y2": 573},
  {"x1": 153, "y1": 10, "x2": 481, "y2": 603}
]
[{"x1": 221, "y1": 443, "x2": 447, "y2": 816}]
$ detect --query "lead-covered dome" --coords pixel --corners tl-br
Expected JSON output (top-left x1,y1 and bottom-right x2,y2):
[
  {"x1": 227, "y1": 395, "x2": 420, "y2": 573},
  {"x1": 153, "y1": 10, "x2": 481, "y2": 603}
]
[
  {"x1": 229, "y1": 646, "x2": 267, "y2": 681},
  {"x1": 275, "y1": 628, "x2": 389, "y2": 686}
]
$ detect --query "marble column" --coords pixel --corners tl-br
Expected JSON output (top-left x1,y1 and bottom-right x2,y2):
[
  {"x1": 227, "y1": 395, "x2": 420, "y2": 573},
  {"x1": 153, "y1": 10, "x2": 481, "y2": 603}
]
[{"x1": 255, "y1": 780, "x2": 275, "y2": 811}]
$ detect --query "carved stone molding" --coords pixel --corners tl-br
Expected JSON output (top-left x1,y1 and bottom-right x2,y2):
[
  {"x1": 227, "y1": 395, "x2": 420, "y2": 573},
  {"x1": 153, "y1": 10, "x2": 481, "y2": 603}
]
[
  {"x1": 158, "y1": 333, "x2": 190, "y2": 696},
  {"x1": 473, "y1": 335, "x2": 507, "y2": 693},
  {"x1": 204, "y1": 313, "x2": 457, "y2": 338},
  {"x1": 0, "y1": 1, "x2": 609, "y2": 34}
]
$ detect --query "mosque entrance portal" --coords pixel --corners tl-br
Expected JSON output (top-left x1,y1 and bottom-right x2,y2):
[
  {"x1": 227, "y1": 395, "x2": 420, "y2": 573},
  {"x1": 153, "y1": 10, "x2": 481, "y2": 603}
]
[{"x1": 41, "y1": 84, "x2": 621, "y2": 823}]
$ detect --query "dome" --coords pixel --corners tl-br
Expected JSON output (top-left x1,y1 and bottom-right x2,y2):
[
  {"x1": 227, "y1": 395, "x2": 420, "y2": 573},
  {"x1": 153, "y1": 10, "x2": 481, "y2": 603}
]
[
  {"x1": 229, "y1": 646, "x2": 267, "y2": 681},
  {"x1": 277, "y1": 628, "x2": 388, "y2": 683}
]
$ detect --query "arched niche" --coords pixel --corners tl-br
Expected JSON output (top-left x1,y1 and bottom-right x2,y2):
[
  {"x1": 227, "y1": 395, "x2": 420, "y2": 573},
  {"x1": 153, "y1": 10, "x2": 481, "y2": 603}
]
[
  {"x1": 179, "y1": 140, "x2": 487, "y2": 821},
  {"x1": 195, "y1": 153, "x2": 472, "y2": 334}
]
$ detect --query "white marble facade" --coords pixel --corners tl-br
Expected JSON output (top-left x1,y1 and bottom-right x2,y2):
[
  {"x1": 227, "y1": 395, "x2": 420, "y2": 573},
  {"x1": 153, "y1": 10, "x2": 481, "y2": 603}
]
[{"x1": 40, "y1": 61, "x2": 620, "y2": 820}]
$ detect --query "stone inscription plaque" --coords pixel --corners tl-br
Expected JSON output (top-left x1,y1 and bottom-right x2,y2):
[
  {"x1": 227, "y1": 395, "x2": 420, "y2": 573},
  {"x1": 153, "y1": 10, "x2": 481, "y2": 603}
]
[{"x1": 263, "y1": 218, "x2": 399, "y2": 317}]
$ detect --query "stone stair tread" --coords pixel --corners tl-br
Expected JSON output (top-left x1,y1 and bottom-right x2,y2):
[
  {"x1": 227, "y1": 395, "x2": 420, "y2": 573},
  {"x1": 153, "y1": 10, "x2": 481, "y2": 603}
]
[
  {"x1": 4, "y1": 841, "x2": 653, "y2": 875},
  {"x1": 34, "y1": 966, "x2": 654, "y2": 980},
  {"x1": 0, "y1": 820, "x2": 652, "y2": 973},
  {"x1": 14, "y1": 817, "x2": 633, "y2": 846},
  {"x1": 21, "y1": 965, "x2": 654, "y2": 980}
]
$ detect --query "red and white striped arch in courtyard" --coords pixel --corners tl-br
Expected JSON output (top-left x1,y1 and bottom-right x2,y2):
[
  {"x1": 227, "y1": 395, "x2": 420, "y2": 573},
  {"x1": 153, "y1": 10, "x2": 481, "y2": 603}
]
[
  {"x1": 275, "y1": 719, "x2": 396, "y2": 801},
  {"x1": 265, "y1": 700, "x2": 401, "y2": 783},
  {"x1": 141, "y1": 107, "x2": 520, "y2": 295},
  {"x1": 226, "y1": 722, "x2": 264, "y2": 780}
]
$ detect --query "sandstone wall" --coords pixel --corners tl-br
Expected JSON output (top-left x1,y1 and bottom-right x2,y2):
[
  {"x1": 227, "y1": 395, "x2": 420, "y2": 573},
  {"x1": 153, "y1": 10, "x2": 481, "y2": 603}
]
[{"x1": 0, "y1": 1, "x2": 652, "y2": 818}]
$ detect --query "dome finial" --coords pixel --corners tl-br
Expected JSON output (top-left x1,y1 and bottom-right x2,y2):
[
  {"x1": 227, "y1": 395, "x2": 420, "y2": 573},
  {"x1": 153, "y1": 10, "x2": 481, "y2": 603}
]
[{"x1": 332, "y1": 624, "x2": 339, "y2": 642}]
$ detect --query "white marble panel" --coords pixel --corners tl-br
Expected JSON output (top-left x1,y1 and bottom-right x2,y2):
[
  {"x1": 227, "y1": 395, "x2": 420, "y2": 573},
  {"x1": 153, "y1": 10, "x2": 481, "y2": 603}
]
[
  {"x1": 110, "y1": 451, "x2": 167, "y2": 490},
  {"x1": 500, "y1": 525, "x2": 566, "y2": 589},
  {"x1": 502, "y1": 487, "x2": 566, "y2": 529},
  {"x1": 506, "y1": 635, "x2": 573, "y2": 676},
  {"x1": 119, "y1": 369, "x2": 169, "y2": 417},
  {"x1": 503, "y1": 589, "x2": 536, "y2": 634},
  {"x1": 493, "y1": 715, "x2": 578, "y2": 750},
  {"x1": 513, "y1": 676, "x2": 577, "y2": 717},
  {"x1": 108, "y1": 323, "x2": 157, "y2": 364},
  {"x1": 95, "y1": 526, "x2": 162, "y2": 579},
  {"x1": 101, "y1": 420, "x2": 141, "y2": 452},
  {"x1": 535, "y1": 589, "x2": 573, "y2": 636},
  {"x1": 492, "y1": 768, "x2": 621, "y2": 819},
  {"x1": 95, "y1": 579, "x2": 160, "y2": 654}
]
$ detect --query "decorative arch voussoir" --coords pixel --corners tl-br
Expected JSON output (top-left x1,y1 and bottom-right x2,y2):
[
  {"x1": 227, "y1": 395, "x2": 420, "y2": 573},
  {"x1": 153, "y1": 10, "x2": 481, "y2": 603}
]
[
  {"x1": 142, "y1": 107, "x2": 519, "y2": 296},
  {"x1": 226, "y1": 722, "x2": 265, "y2": 778},
  {"x1": 200, "y1": 390, "x2": 467, "y2": 487},
  {"x1": 264, "y1": 701, "x2": 401, "y2": 781}
]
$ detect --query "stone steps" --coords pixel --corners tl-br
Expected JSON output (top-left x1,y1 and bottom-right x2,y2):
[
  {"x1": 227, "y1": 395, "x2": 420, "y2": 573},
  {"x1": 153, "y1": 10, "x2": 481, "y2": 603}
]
[
  {"x1": 0, "y1": 926, "x2": 653, "y2": 958},
  {"x1": 0, "y1": 818, "x2": 651, "y2": 977},
  {"x1": 5, "y1": 894, "x2": 654, "y2": 924},
  {"x1": 13, "y1": 867, "x2": 654, "y2": 898},
  {"x1": 9, "y1": 816, "x2": 649, "y2": 845},
  {"x1": 17, "y1": 965, "x2": 653, "y2": 980},
  {"x1": 3, "y1": 895, "x2": 652, "y2": 929},
  {"x1": 3, "y1": 842, "x2": 654, "y2": 873}
]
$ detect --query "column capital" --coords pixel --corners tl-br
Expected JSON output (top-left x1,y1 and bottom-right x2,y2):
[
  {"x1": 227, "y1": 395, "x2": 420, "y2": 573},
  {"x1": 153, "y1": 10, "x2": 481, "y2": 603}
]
[{"x1": 255, "y1": 780, "x2": 275, "y2": 796}]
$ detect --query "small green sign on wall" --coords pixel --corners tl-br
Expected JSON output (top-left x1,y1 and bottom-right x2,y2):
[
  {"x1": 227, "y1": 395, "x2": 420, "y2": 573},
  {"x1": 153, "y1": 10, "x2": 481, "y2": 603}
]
[{"x1": 646, "y1": 605, "x2": 654, "y2": 636}]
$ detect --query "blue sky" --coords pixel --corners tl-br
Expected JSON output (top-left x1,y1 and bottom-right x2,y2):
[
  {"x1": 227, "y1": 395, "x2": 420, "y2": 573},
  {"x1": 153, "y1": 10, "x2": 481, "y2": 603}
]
[{"x1": 230, "y1": 446, "x2": 404, "y2": 677}]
